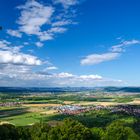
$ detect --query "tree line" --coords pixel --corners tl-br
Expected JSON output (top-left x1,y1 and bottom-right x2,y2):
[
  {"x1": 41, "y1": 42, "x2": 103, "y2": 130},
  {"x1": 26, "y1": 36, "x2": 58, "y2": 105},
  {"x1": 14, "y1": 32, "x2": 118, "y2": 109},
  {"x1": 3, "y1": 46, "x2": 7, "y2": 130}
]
[{"x1": 0, "y1": 119, "x2": 139, "y2": 140}]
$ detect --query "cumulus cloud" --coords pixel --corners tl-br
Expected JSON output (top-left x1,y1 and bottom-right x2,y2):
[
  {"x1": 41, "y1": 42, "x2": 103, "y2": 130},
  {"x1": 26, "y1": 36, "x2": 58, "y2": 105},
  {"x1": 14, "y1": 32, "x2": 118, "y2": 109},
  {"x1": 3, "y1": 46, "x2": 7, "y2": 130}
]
[
  {"x1": 35, "y1": 42, "x2": 43, "y2": 47},
  {"x1": 52, "y1": 20, "x2": 73, "y2": 27},
  {"x1": 79, "y1": 75, "x2": 102, "y2": 80},
  {"x1": 7, "y1": 29, "x2": 22, "y2": 38},
  {"x1": 54, "y1": 0, "x2": 78, "y2": 8},
  {"x1": 0, "y1": 40, "x2": 42, "y2": 66},
  {"x1": 39, "y1": 32, "x2": 53, "y2": 41},
  {"x1": 0, "y1": 40, "x2": 23, "y2": 52},
  {"x1": 0, "y1": 0, "x2": 125, "y2": 87},
  {"x1": 7, "y1": 0, "x2": 79, "y2": 42},
  {"x1": 0, "y1": 51, "x2": 42, "y2": 66},
  {"x1": 23, "y1": 42, "x2": 29, "y2": 45},
  {"x1": 81, "y1": 39, "x2": 140, "y2": 66},
  {"x1": 46, "y1": 66, "x2": 58, "y2": 70},
  {"x1": 0, "y1": 66, "x2": 124, "y2": 87},
  {"x1": 17, "y1": 0, "x2": 54, "y2": 35},
  {"x1": 48, "y1": 27, "x2": 67, "y2": 34},
  {"x1": 111, "y1": 39, "x2": 140, "y2": 53},
  {"x1": 0, "y1": 40, "x2": 11, "y2": 50},
  {"x1": 54, "y1": 72, "x2": 75, "y2": 78},
  {"x1": 81, "y1": 53, "x2": 119, "y2": 65}
]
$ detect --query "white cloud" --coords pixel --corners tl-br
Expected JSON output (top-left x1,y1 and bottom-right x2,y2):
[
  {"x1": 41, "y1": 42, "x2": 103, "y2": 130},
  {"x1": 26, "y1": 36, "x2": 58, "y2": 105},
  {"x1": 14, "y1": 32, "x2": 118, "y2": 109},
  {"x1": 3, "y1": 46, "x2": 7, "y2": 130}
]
[
  {"x1": 0, "y1": 40, "x2": 42, "y2": 66},
  {"x1": 38, "y1": 27, "x2": 67, "y2": 41},
  {"x1": 17, "y1": 0, "x2": 54, "y2": 35},
  {"x1": 7, "y1": 29, "x2": 22, "y2": 38},
  {"x1": 0, "y1": 40, "x2": 22, "y2": 52},
  {"x1": 7, "y1": 0, "x2": 79, "y2": 42},
  {"x1": 0, "y1": 66, "x2": 124, "y2": 87},
  {"x1": 0, "y1": 42, "x2": 124, "y2": 86},
  {"x1": 0, "y1": 40, "x2": 10, "y2": 47},
  {"x1": 38, "y1": 31, "x2": 53, "y2": 41},
  {"x1": 79, "y1": 75, "x2": 102, "y2": 80},
  {"x1": 81, "y1": 39, "x2": 140, "y2": 66},
  {"x1": 122, "y1": 39, "x2": 140, "y2": 46},
  {"x1": 46, "y1": 66, "x2": 58, "y2": 70},
  {"x1": 0, "y1": 50, "x2": 42, "y2": 66},
  {"x1": 39, "y1": 35, "x2": 53, "y2": 41},
  {"x1": 35, "y1": 42, "x2": 43, "y2": 47},
  {"x1": 52, "y1": 20, "x2": 72, "y2": 27},
  {"x1": 54, "y1": 0, "x2": 78, "y2": 8},
  {"x1": 111, "y1": 39, "x2": 140, "y2": 53},
  {"x1": 0, "y1": 65, "x2": 31, "y2": 76},
  {"x1": 48, "y1": 27, "x2": 67, "y2": 33},
  {"x1": 54, "y1": 72, "x2": 75, "y2": 78},
  {"x1": 81, "y1": 53, "x2": 119, "y2": 66},
  {"x1": 23, "y1": 42, "x2": 29, "y2": 45}
]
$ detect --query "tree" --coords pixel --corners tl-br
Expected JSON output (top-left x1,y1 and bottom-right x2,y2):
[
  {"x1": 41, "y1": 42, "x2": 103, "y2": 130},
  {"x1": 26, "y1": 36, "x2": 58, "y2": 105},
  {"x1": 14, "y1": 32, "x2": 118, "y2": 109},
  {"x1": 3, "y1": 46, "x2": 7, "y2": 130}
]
[
  {"x1": 29, "y1": 122, "x2": 50, "y2": 140},
  {"x1": 17, "y1": 126, "x2": 31, "y2": 140},
  {"x1": 103, "y1": 121, "x2": 139, "y2": 140},
  {"x1": 0, "y1": 123, "x2": 19, "y2": 140},
  {"x1": 48, "y1": 119, "x2": 93, "y2": 140},
  {"x1": 91, "y1": 127, "x2": 104, "y2": 140}
]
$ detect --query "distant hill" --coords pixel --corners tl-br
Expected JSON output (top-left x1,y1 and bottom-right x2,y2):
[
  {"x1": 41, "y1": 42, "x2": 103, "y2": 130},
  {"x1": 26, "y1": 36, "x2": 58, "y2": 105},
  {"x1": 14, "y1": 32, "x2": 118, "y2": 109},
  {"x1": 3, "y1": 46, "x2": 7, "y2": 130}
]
[
  {"x1": 102, "y1": 87, "x2": 140, "y2": 93},
  {"x1": 0, "y1": 87, "x2": 140, "y2": 93}
]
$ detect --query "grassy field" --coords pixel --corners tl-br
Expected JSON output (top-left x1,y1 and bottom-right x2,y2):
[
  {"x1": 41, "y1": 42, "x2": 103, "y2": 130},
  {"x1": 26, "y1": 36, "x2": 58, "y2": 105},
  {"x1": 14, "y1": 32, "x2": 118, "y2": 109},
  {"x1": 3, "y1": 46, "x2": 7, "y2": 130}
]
[
  {"x1": 0, "y1": 92, "x2": 140, "y2": 126},
  {"x1": 0, "y1": 107, "x2": 58, "y2": 126},
  {"x1": 1, "y1": 112, "x2": 41, "y2": 126}
]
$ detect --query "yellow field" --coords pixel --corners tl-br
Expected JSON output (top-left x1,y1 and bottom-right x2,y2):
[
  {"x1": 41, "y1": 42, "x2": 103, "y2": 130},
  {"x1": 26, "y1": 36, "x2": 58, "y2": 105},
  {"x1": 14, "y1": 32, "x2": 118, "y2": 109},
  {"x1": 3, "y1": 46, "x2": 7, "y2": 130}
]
[
  {"x1": 41, "y1": 110, "x2": 58, "y2": 115},
  {"x1": 22, "y1": 99, "x2": 140, "y2": 109},
  {"x1": 130, "y1": 99, "x2": 140, "y2": 104},
  {"x1": 0, "y1": 121, "x2": 11, "y2": 125},
  {"x1": 63, "y1": 101, "x2": 75, "y2": 104},
  {"x1": 74, "y1": 101, "x2": 120, "y2": 106},
  {"x1": 22, "y1": 103, "x2": 62, "y2": 107}
]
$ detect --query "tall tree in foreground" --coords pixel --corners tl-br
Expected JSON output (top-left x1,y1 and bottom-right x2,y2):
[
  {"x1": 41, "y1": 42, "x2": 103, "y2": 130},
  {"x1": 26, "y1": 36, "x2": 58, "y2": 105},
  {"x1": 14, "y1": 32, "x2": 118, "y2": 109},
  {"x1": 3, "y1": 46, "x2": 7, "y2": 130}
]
[
  {"x1": 103, "y1": 121, "x2": 139, "y2": 140},
  {"x1": 48, "y1": 119, "x2": 94, "y2": 140}
]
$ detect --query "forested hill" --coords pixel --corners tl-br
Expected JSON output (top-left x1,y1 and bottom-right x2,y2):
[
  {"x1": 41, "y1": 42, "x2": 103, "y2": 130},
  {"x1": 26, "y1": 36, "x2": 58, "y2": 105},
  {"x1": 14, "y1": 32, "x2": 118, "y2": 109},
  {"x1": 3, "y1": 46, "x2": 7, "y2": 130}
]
[
  {"x1": 102, "y1": 87, "x2": 140, "y2": 93},
  {"x1": 0, "y1": 87, "x2": 140, "y2": 93}
]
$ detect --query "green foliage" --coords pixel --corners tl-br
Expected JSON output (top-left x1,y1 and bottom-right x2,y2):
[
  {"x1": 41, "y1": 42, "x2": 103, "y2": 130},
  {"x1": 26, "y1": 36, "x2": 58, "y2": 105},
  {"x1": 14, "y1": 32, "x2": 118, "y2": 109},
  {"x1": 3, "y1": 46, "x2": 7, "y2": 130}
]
[
  {"x1": 29, "y1": 122, "x2": 50, "y2": 140},
  {"x1": 132, "y1": 119, "x2": 140, "y2": 137},
  {"x1": 103, "y1": 121, "x2": 139, "y2": 140},
  {"x1": 48, "y1": 119, "x2": 93, "y2": 140},
  {"x1": 0, "y1": 123, "x2": 19, "y2": 140},
  {"x1": 91, "y1": 127, "x2": 105, "y2": 140},
  {"x1": 17, "y1": 126, "x2": 31, "y2": 140},
  {"x1": 58, "y1": 95, "x2": 98, "y2": 102},
  {"x1": 114, "y1": 97, "x2": 133, "y2": 103},
  {"x1": 0, "y1": 119, "x2": 140, "y2": 140}
]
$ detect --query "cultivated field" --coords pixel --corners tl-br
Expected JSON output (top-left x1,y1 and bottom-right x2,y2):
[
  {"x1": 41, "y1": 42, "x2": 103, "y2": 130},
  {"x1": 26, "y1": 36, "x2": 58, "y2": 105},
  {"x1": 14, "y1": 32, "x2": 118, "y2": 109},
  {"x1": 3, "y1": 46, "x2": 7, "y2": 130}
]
[{"x1": 0, "y1": 91, "x2": 140, "y2": 126}]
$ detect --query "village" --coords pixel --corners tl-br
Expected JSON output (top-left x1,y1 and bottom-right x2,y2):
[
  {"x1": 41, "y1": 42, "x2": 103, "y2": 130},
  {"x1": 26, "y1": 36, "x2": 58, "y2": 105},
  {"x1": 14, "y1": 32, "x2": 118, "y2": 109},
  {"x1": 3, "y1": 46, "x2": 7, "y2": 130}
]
[
  {"x1": 0, "y1": 102, "x2": 22, "y2": 107},
  {"x1": 54, "y1": 104, "x2": 140, "y2": 117},
  {"x1": 112, "y1": 105, "x2": 140, "y2": 117},
  {"x1": 0, "y1": 100, "x2": 140, "y2": 117}
]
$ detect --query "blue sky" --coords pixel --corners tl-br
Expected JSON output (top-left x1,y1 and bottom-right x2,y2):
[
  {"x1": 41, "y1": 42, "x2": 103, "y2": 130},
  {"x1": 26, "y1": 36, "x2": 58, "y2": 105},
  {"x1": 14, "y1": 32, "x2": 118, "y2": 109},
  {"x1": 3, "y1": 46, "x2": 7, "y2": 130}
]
[{"x1": 0, "y1": 0, "x2": 140, "y2": 87}]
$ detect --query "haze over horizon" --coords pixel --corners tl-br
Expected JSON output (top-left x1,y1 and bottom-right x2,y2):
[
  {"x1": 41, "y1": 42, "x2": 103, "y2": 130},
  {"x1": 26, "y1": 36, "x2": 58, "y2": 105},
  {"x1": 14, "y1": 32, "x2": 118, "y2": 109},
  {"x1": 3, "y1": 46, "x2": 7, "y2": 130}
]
[{"x1": 0, "y1": 0, "x2": 140, "y2": 87}]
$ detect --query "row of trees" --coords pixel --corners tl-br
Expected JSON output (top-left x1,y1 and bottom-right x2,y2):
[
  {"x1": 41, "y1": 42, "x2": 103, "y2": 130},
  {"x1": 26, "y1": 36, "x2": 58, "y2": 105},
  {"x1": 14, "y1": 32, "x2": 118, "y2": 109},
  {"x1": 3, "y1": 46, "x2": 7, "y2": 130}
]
[{"x1": 0, "y1": 119, "x2": 139, "y2": 140}]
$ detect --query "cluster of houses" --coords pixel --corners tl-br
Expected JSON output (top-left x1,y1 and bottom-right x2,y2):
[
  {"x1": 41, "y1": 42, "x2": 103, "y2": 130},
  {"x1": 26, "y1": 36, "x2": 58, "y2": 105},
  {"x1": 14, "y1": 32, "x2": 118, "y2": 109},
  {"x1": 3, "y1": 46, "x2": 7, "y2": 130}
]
[
  {"x1": 54, "y1": 104, "x2": 140, "y2": 116},
  {"x1": 55, "y1": 105, "x2": 91, "y2": 115},
  {"x1": 54, "y1": 105, "x2": 107, "y2": 115},
  {"x1": 0, "y1": 102, "x2": 21, "y2": 107},
  {"x1": 111, "y1": 105, "x2": 140, "y2": 117}
]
